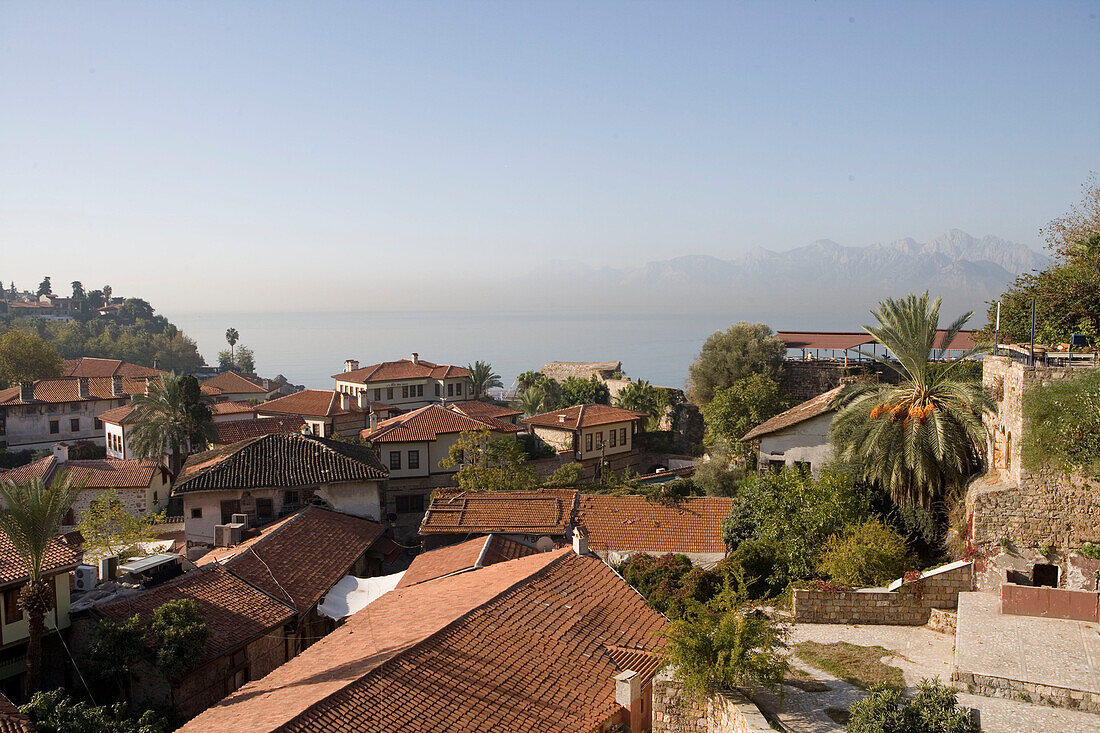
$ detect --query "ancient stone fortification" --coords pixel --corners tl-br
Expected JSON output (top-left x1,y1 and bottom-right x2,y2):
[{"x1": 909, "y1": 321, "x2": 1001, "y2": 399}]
[
  {"x1": 965, "y1": 357, "x2": 1100, "y2": 558},
  {"x1": 792, "y1": 561, "x2": 973, "y2": 625},
  {"x1": 651, "y1": 671, "x2": 773, "y2": 733},
  {"x1": 539, "y1": 361, "x2": 622, "y2": 382}
]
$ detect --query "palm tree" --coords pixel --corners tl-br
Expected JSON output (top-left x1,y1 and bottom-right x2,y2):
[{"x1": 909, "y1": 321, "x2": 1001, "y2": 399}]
[
  {"x1": 516, "y1": 370, "x2": 541, "y2": 392},
  {"x1": 128, "y1": 374, "x2": 216, "y2": 476},
  {"x1": 830, "y1": 292, "x2": 994, "y2": 507},
  {"x1": 466, "y1": 361, "x2": 503, "y2": 400},
  {"x1": 101, "y1": 284, "x2": 112, "y2": 304},
  {"x1": 0, "y1": 472, "x2": 80, "y2": 692},
  {"x1": 613, "y1": 379, "x2": 668, "y2": 429},
  {"x1": 225, "y1": 327, "x2": 239, "y2": 360},
  {"x1": 517, "y1": 386, "x2": 547, "y2": 417}
]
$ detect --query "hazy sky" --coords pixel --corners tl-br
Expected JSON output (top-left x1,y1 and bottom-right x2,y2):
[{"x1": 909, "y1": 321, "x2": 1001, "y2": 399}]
[{"x1": 3, "y1": 1, "x2": 1098, "y2": 314}]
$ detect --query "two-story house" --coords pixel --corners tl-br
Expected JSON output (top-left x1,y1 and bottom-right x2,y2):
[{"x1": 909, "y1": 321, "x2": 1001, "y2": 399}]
[
  {"x1": 333, "y1": 354, "x2": 472, "y2": 411},
  {"x1": 255, "y1": 389, "x2": 396, "y2": 439},
  {"x1": 523, "y1": 404, "x2": 647, "y2": 461}
]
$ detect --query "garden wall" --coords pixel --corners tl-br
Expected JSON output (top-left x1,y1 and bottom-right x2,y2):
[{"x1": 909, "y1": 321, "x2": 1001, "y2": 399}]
[
  {"x1": 1000, "y1": 583, "x2": 1100, "y2": 623},
  {"x1": 792, "y1": 561, "x2": 973, "y2": 624},
  {"x1": 651, "y1": 671, "x2": 772, "y2": 733}
]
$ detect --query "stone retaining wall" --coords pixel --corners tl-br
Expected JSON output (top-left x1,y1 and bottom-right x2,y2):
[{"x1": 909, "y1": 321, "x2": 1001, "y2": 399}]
[
  {"x1": 792, "y1": 561, "x2": 973, "y2": 624},
  {"x1": 955, "y1": 670, "x2": 1100, "y2": 714},
  {"x1": 651, "y1": 671, "x2": 773, "y2": 733}
]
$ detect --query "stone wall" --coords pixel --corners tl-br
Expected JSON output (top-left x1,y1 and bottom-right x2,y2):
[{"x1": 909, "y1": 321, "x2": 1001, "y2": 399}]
[
  {"x1": 651, "y1": 671, "x2": 773, "y2": 733},
  {"x1": 954, "y1": 670, "x2": 1100, "y2": 715},
  {"x1": 792, "y1": 561, "x2": 973, "y2": 624}
]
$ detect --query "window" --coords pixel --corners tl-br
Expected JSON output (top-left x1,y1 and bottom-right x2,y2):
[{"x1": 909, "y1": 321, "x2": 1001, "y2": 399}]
[
  {"x1": 585, "y1": 433, "x2": 593, "y2": 452},
  {"x1": 225, "y1": 649, "x2": 250, "y2": 696},
  {"x1": 455, "y1": 382, "x2": 463, "y2": 395},
  {"x1": 794, "y1": 461, "x2": 811, "y2": 476},
  {"x1": 395, "y1": 493, "x2": 426, "y2": 514},
  {"x1": 416, "y1": 385, "x2": 423, "y2": 397},
  {"x1": 402, "y1": 386, "x2": 409, "y2": 399},
  {"x1": 620, "y1": 428, "x2": 627, "y2": 445},
  {"x1": 70, "y1": 418, "x2": 80, "y2": 432},
  {"x1": 609, "y1": 429, "x2": 617, "y2": 447},
  {"x1": 283, "y1": 489, "x2": 300, "y2": 507},
  {"x1": 256, "y1": 498, "x2": 274, "y2": 519},
  {"x1": 49, "y1": 420, "x2": 59, "y2": 435},
  {"x1": 94, "y1": 418, "x2": 102, "y2": 430},
  {"x1": 374, "y1": 389, "x2": 381, "y2": 401},
  {"x1": 408, "y1": 450, "x2": 420, "y2": 469},
  {"x1": 389, "y1": 451, "x2": 402, "y2": 470},
  {"x1": 220, "y1": 500, "x2": 242, "y2": 524},
  {"x1": 596, "y1": 431, "x2": 604, "y2": 448},
  {"x1": 447, "y1": 383, "x2": 453, "y2": 397},
  {"x1": 4, "y1": 587, "x2": 23, "y2": 624},
  {"x1": 190, "y1": 507, "x2": 202, "y2": 519},
  {"x1": 386, "y1": 387, "x2": 393, "y2": 400},
  {"x1": 768, "y1": 459, "x2": 785, "y2": 473},
  {"x1": 435, "y1": 384, "x2": 441, "y2": 396},
  {"x1": 153, "y1": 490, "x2": 158, "y2": 503}
]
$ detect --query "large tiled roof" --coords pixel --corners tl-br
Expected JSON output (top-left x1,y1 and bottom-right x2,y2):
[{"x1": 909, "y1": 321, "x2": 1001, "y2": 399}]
[
  {"x1": 174, "y1": 433, "x2": 388, "y2": 493},
  {"x1": 97, "y1": 404, "x2": 136, "y2": 424},
  {"x1": 96, "y1": 564, "x2": 294, "y2": 667},
  {"x1": 523, "y1": 403, "x2": 647, "y2": 431},
  {"x1": 216, "y1": 507, "x2": 386, "y2": 613},
  {"x1": 0, "y1": 693, "x2": 34, "y2": 733},
  {"x1": 741, "y1": 386, "x2": 843, "y2": 440},
  {"x1": 0, "y1": 528, "x2": 81, "y2": 587},
  {"x1": 200, "y1": 371, "x2": 270, "y2": 395},
  {"x1": 396, "y1": 534, "x2": 538, "y2": 588},
  {"x1": 0, "y1": 456, "x2": 159, "y2": 490},
  {"x1": 576, "y1": 495, "x2": 732, "y2": 555},
  {"x1": 333, "y1": 358, "x2": 471, "y2": 384},
  {"x1": 448, "y1": 400, "x2": 522, "y2": 421},
  {"x1": 256, "y1": 389, "x2": 392, "y2": 418},
  {"x1": 178, "y1": 549, "x2": 666, "y2": 733},
  {"x1": 214, "y1": 416, "x2": 306, "y2": 445},
  {"x1": 420, "y1": 489, "x2": 578, "y2": 536},
  {"x1": 363, "y1": 404, "x2": 521, "y2": 443},
  {"x1": 0, "y1": 376, "x2": 148, "y2": 405},
  {"x1": 0, "y1": 456, "x2": 55, "y2": 484},
  {"x1": 209, "y1": 401, "x2": 256, "y2": 416},
  {"x1": 62, "y1": 358, "x2": 164, "y2": 379}
]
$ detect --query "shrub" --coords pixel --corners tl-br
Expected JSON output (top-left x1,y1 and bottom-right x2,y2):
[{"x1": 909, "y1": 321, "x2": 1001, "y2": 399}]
[
  {"x1": 86, "y1": 614, "x2": 145, "y2": 693},
  {"x1": 847, "y1": 677, "x2": 978, "y2": 733},
  {"x1": 617, "y1": 553, "x2": 724, "y2": 620},
  {"x1": 544, "y1": 462, "x2": 584, "y2": 487},
  {"x1": 21, "y1": 688, "x2": 167, "y2": 733},
  {"x1": 818, "y1": 519, "x2": 913, "y2": 588},
  {"x1": 148, "y1": 599, "x2": 208, "y2": 682},
  {"x1": 1078, "y1": 543, "x2": 1100, "y2": 560},
  {"x1": 693, "y1": 454, "x2": 743, "y2": 497},
  {"x1": 1022, "y1": 367, "x2": 1100, "y2": 477},
  {"x1": 729, "y1": 538, "x2": 786, "y2": 599}
]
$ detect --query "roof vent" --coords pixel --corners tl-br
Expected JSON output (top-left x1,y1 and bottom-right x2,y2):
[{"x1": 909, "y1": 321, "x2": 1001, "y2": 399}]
[
  {"x1": 357, "y1": 391, "x2": 370, "y2": 410},
  {"x1": 77, "y1": 377, "x2": 91, "y2": 399},
  {"x1": 344, "y1": 359, "x2": 359, "y2": 373},
  {"x1": 19, "y1": 380, "x2": 34, "y2": 403},
  {"x1": 411, "y1": 352, "x2": 419, "y2": 364},
  {"x1": 111, "y1": 375, "x2": 124, "y2": 397},
  {"x1": 558, "y1": 414, "x2": 567, "y2": 423},
  {"x1": 51, "y1": 442, "x2": 69, "y2": 463}
]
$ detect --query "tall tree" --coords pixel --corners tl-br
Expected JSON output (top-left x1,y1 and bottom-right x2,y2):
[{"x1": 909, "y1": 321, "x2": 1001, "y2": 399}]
[
  {"x1": 77, "y1": 489, "x2": 161, "y2": 558},
  {"x1": 36, "y1": 277, "x2": 52, "y2": 297},
  {"x1": 128, "y1": 374, "x2": 215, "y2": 475},
  {"x1": 225, "y1": 327, "x2": 239, "y2": 359},
  {"x1": 613, "y1": 379, "x2": 669, "y2": 429},
  {"x1": 439, "y1": 428, "x2": 537, "y2": 492},
  {"x1": 234, "y1": 345, "x2": 255, "y2": 374},
  {"x1": 0, "y1": 472, "x2": 80, "y2": 692},
  {"x1": 70, "y1": 281, "x2": 85, "y2": 300},
  {"x1": 559, "y1": 375, "x2": 610, "y2": 407},
  {"x1": 466, "y1": 360, "x2": 503, "y2": 399},
  {"x1": 702, "y1": 373, "x2": 788, "y2": 459},
  {"x1": 830, "y1": 293, "x2": 994, "y2": 507},
  {"x1": 102, "y1": 284, "x2": 113, "y2": 305},
  {"x1": 0, "y1": 330, "x2": 63, "y2": 388},
  {"x1": 516, "y1": 386, "x2": 548, "y2": 417},
  {"x1": 687, "y1": 322, "x2": 786, "y2": 405}
]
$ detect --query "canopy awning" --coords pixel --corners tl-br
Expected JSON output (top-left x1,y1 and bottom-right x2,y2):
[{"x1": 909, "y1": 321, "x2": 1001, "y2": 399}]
[{"x1": 317, "y1": 571, "x2": 405, "y2": 620}]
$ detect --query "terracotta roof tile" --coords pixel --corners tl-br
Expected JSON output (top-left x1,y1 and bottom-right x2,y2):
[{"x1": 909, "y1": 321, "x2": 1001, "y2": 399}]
[
  {"x1": 396, "y1": 534, "x2": 538, "y2": 588},
  {"x1": 214, "y1": 417, "x2": 305, "y2": 445},
  {"x1": 741, "y1": 386, "x2": 842, "y2": 440},
  {"x1": 97, "y1": 404, "x2": 136, "y2": 424},
  {"x1": 333, "y1": 358, "x2": 471, "y2": 384},
  {"x1": 0, "y1": 456, "x2": 55, "y2": 484},
  {"x1": 0, "y1": 377, "x2": 149, "y2": 405},
  {"x1": 63, "y1": 459, "x2": 160, "y2": 489},
  {"x1": 420, "y1": 489, "x2": 578, "y2": 536},
  {"x1": 0, "y1": 526, "x2": 81, "y2": 587},
  {"x1": 257, "y1": 390, "x2": 392, "y2": 418},
  {"x1": 523, "y1": 403, "x2": 647, "y2": 431},
  {"x1": 62, "y1": 357, "x2": 165, "y2": 379},
  {"x1": 0, "y1": 693, "x2": 34, "y2": 733},
  {"x1": 576, "y1": 495, "x2": 731, "y2": 555},
  {"x1": 448, "y1": 401, "x2": 522, "y2": 420},
  {"x1": 200, "y1": 371, "x2": 270, "y2": 395},
  {"x1": 209, "y1": 401, "x2": 257, "y2": 416},
  {"x1": 364, "y1": 404, "x2": 521, "y2": 443}
]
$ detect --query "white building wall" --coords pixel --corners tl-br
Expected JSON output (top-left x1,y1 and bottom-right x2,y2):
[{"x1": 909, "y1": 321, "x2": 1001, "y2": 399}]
[
  {"x1": 755, "y1": 412, "x2": 835, "y2": 476},
  {"x1": 2, "y1": 398, "x2": 126, "y2": 451}
]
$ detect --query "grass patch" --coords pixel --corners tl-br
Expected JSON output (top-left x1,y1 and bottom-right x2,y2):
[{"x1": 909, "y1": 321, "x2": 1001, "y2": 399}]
[
  {"x1": 793, "y1": 641, "x2": 904, "y2": 690},
  {"x1": 783, "y1": 666, "x2": 831, "y2": 692}
]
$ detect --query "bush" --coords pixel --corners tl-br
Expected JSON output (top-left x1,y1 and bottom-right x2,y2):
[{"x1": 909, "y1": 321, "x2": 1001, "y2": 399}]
[
  {"x1": 617, "y1": 553, "x2": 725, "y2": 620},
  {"x1": 847, "y1": 677, "x2": 978, "y2": 733},
  {"x1": 544, "y1": 462, "x2": 584, "y2": 487},
  {"x1": 818, "y1": 519, "x2": 913, "y2": 588},
  {"x1": 1022, "y1": 368, "x2": 1100, "y2": 477},
  {"x1": 21, "y1": 689, "x2": 168, "y2": 733},
  {"x1": 1078, "y1": 543, "x2": 1100, "y2": 560},
  {"x1": 693, "y1": 454, "x2": 743, "y2": 497},
  {"x1": 86, "y1": 614, "x2": 145, "y2": 694},
  {"x1": 729, "y1": 538, "x2": 786, "y2": 599},
  {"x1": 148, "y1": 599, "x2": 208, "y2": 682}
]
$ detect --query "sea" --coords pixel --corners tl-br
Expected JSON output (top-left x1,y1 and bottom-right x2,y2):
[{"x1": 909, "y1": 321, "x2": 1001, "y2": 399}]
[{"x1": 169, "y1": 310, "x2": 756, "y2": 392}]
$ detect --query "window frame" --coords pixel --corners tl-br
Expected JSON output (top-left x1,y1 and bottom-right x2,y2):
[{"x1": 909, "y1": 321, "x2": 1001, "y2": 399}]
[
  {"x1": 389, "y1": 451, "x2": 402, "y2": 470},
  {"x1": 49, "y1": 420, "x2": 60, "y2": 435},
  {"x1": 408, "y1": 449, "x2": 420, "y2": 470},
  {"x1": 585, "y1": 433, "x2": 593, "y2": 452}
]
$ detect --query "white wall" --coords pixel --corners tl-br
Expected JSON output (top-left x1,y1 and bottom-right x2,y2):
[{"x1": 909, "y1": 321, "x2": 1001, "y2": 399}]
[
  {"x1": 2, "y1": 398, "x2": 126, "y2": 451},
  {"x1": 756, "y1": 412, "x2": 835, "y2": 476}
]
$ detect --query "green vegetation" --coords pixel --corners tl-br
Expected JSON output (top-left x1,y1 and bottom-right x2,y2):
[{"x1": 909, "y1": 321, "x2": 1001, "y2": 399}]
[
  {"x1": 559, "y1": 375, "x2": 610, "y2": 406},
  {"x1": 1077, "y1": 543, "x2": 1100, "y2": 560},
  {"x1": 544, "y1": 462, "x2": 584, "y2": 487},
  {"x1": 687, "y1": 321, "x2": 785, "y2": 405},
  {"x1": 617, "y1": 553, "x2": 727, "y2": 620},
  {"x1": 690, "y1": 451, "x2": 743, "y2": 497},
  {"x1": 467, "y1": 360, "x2": 503, "y2": 399},
  {"x1": 440, "y1": 428, "x2": 537, "y2": 492},
  {"x1": 86, "y1": 614, "x2": 146, "y2": 697},
  {"x1": 701, "y1": 373, "x2": 788, "y2": 462},
  {"x1": 21, "y1": 689, "x2": 168, "y2": 733},
  {"x1": 794, "y1": 641, "x2": 904, "y2": 691},
  {"x1": 0, "y1": 329, "x2": 63, "y2": 387},
  {"x1": 613, "y1": 379, "x2": 668, "y2": 429},
  {"x1": 1021, "y1": 367, "x2": 1100, "y2": 477},
  {"x1": 128, "y1": 374, "x2": 215, "y2": 475},
  {"x1": 77, "y1": 489, "x2": 164, "y2": 559},
  {"x1": 818, "y1": 519, "x2": 913, "y2": 587},
  {"x1": 218, "y1": 344, "x2": 255, "y2": 374},
  {"x1": 846, "y1": 677, "x2": 978, "y2": 733},
  {"x1": 830, "y1": 293, "x2": 993, "y2": 507},
  {"x1": 148, "y1": 599, "x2": 209, "y2": 682}
]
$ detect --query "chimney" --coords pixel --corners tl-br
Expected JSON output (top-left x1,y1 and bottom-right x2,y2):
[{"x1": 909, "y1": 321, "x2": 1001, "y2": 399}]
[
  {"x1": 52, "y1": 442, "x2": 69, "y2": 463},
  {"x1": 558, "y1": 413, "x2": 567, "y2": 423},
  {"x1": 357, "y1": 391, "x2": 370, "y2": 410},
  {"x1": 344, "y1": 359, "x2": 359, "y2": 373},
  {"x1": 300, "y1": 423, "x2": 311, "y2": 435},
  {"x1": 111, "y1": 375, "x2": 124, "y2": 397},
  {"x1": 572, "y1": 527, "x2": 589, "y2": 556},
  {"x1": 339, "y1": 392, "x2": 351, "y2": 411},
  {"x1": 19, "y1": 381, "x2": 34, "y2": 403},
  {"x1": 410, "y1": 352, "x2": 419, "y2": 364},
  {"x1": 77, "y1": 377, "x2": 91, "y2": 399},
  {"x1": 614, "y1": 670, "x2": 644, "y2": 733}
]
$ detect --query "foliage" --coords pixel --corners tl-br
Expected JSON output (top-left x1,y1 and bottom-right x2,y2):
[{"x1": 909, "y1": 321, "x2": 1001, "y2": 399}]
[
  {"x1": 516, "y1": 385, "x2": 548, "y2": 416},
  {"x1": 818, "y1": 519, "x2": 913, "y2": 587},
  {"x1": 0, "y1": 329, "x2": 63, "y2": 388},
  {"x1": 439, "y1": 428, "x2": 537, "y2": 492},
  {"x1": 224, "y1": 327, "x2": 239, "y2": 356},
  {"x1": 77, "y1": 489, "x2": 162, "y2": 558},
  {"x1": 1021, "y1": 367, "x2": 1100, "y2": 477},
  {"x1": 1076, "y1": 543, "x2": 1100, "y2": 560},
  {"x1": 37, "y1": 277, "x2": 52, "y2": 297},
  {"x1": 515, "y1": 370, "x2": 541, "y2": 392},
  {"x1": 618, "y1": 553, "x2": 726, "y2": 620},
  {"x1": 128, "y1": 374, "x2": 215, "y2": 475},
  {"x1": 701, "y1": 373, "x2": 788, "y2": 460},
  {"x1": 663, "y1": 573, "x2": 790, "y2": 697},
  {"x1": 148, "y1": 599, "x2": 209, "y2": 682},
  {"x1": 692, "y1": 452, "x2": 743, "y2": 497},
  {"x1": 846, "y1": 677, "x2": 979, "y2": 733},
  {"x1": 21, "y1": 689, "x2": 168, "y2": 733},
  {"x1": 85, "y1": 614, "x2": 146, "y2": 692},
  {"x1": 613, "y1": 379, "x2": 668, "y2": 429},
  {"x1": 728, "y1": 538, "x2": 785, "y2": 599},
  {"x1": 687, "y1": 322, "x2": 786, "y2": 405},
  {"x1": 516, "y1": 432, "x2": 553, "y2": 460},
  {"x1": 795, "y1": 641, "x2": 904, "y2": 691},
  {"x1": 217, "y1": 345, "x2": 255, "y2": 374},
  {"x1": 830, "y1": 293, "x2": 994, "y2": 507},
  {"x1": 544, "y1": 462, "x2": 584, "y2": 487},
  {"x1": 559, "y1": 375, "x2": 610, "y2": 407},
  {"x1": 467, "y1": 360, "x2": 503, "y2": 399}
]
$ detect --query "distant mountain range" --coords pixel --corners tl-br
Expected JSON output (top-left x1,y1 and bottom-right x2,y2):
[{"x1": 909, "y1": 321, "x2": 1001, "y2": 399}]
[{"x1": 509, "y1": 230, "x2": 1048, "y2": 327}]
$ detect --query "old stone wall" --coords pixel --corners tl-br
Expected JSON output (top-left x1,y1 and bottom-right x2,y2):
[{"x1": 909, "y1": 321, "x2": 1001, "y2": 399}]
[
  {"x1": 792, "y1": 561, "x2": 973, "y2": 625},
  {"x1": 651, "y1": 671, "x2": 772, "y2": 733}
]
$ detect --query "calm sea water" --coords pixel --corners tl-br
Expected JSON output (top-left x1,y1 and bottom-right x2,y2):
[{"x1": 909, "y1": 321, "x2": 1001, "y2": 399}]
[{"x1": 169, "y1": 310, "x2": 753, "y2": 391}]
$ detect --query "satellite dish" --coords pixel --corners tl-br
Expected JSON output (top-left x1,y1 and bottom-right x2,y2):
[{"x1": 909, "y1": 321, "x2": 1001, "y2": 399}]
[{"x1": 535, "y1": 536, "x2": 555, "y2": 552}]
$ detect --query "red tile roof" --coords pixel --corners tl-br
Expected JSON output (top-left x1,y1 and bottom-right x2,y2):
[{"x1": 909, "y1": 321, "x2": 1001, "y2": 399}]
[
  {"x1": 96, "y1": 564, "x2": 294, "y2": 667},
  {"x1": 448, "y1": 400, "x2": 523, "y2": 420},
  {"x1": 333, "y1": 358, "x2": 471, "y2": 384},
  {"x1": 396, "y1": 534, "x2": 539, "y2": 588},
  {"x1": 179, "y1": 550, "x2": 666, "y2": 733},
  {"x1": 214, "y1": 416, "x2": 305, "y2": 445},
  {"x1": 200, "y1": 371, "x2": 270, "y2": 395},
  {"x1": 523, "y1": 403, "x2": 647, "y2": 431},
  {"x1": 62, "y1": 358, "x2": 165, "y2": 379},
  {"x1": 97, "y1": 404, "x2": 136, "y2": 424},
  {"x1": 0, "y1": 456, "x2": 55, "y2": 484},
  {"x1": 209, "y1": 401, "x2": 257, "y2": 416},
  {"x1": 576, "y1": 495, "x2": 732, "y2": 555},
  {"x1": 0, "y1": 693, "x2": 34, "y2": 733},
  {"x1": 0, "y1": 528, "x2": 81, "y2": 587},
  {"x1": 256, "y1": 389, "x2": 393, "y2": 418},
  {"x1": 0, "y1": 456, "x2": 160, "y2": 489},
  {"x1": 0, "y1": 376, "x2": 149, "y2": 405},
  {"x1": 741, "y1": 386, "x2": 842, "y2": 440},
  {"x1": 363, "y1": 404, "x2": 521, "y2": 443},
  {"x1": 420, "y1": 489, "x2": 578, "y2": 536}
]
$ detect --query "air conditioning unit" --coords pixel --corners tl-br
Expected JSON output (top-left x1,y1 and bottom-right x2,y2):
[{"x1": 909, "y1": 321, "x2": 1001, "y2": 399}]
[
  {"x1": 214, "y1": 522, "x2": 245, "y2": 548},
  {"x1": 74, "y1": 565, "x2": 98, "y2": 591},
  {"x1": 98, "y1": 555, "x2": 118, "y2": 582},
  {"x1": 231, "y1": 513, "x2": 249, "y2": 529}
]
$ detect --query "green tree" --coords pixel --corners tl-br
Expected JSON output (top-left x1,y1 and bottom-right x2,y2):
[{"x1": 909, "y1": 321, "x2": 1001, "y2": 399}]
[
  {"x1": 0, "y1": 330, "x2": 63, "y2": 388},
  {"x1": 516, "y1": 385, "x2": 548, "y2": 417},
  {"x1": 692, "y1": 449, "x2": 743, "y2": 497},
  {"x1": 613, "y1": 379, "x2": 668, "y2": 429},
  {"x1": 439, "y1": 428, "x2": 537, "y2": 492},
  {"x1": 830, "y1": 293, "x2": 994, "y2": 507},
  {"x1": 701, "y1": 373, "x2": 788, "y2": 460},
  {"x1": 36, "y1": 277, "x2": 52, "y2": 297},
  {"x1": 128, "y1": 374, "x2": 215, "y2": 475},
  {"x1": 21, "y1": 688, "x2": 167, "y2": 733},
  {"x1": 102, "y1": 284, "x2": 113, "y2": 303},
  {"x1": 85, "y1": 614, "x2": 146, "y2": 697},
  {"x1": 148, "y1": 599, "x2": 208, "y2": 682},
  {"x1": 234, "y1": 345, "x2": 255, "y2": 374},
  {"x1": 77, "y1": 489, "x2": 162, "y2": 559},
  {"x1": 544, "y1": 462, "x2": 583, "y2": 487},
  {"x1": 687, "y1": 322, "x2": 786, "y2": 405},
  {"x1": 87, "y1": 289, "x2": 105, "y2": 310},
  {"x1": 466, "y1": 360, "x2": 503, "y2": 399},
  {"x1": 847, "y1": 677, "x2": 979, "y2": 733},
  {"x1": 618, "y1": 553, "x2": 726, "y2": 620},
  {"x1": 559, "y1": 375, "x2": 610, "y2": 407},
  {"x1": 0, "y1": 472, "x2": 80, "y2": 691},
  {"x1": 224, "y1": 327, "x2": 239, "y2": 359},
  {"x1": 516, "y1": 370, "x2": 541, "y2": 392},
  {"x1": 818, "y1": 519, "x2": 913, "y2": 587}
]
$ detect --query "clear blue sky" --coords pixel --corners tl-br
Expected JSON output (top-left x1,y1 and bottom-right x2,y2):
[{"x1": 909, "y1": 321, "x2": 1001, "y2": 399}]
[{"x1": 2, "y1": 1, "x2": 1097, "y2": 313}]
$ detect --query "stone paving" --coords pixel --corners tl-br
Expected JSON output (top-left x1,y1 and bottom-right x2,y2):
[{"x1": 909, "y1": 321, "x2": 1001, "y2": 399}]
[{"x1": 755, "y1": 619, "x2": 1100, "y2": 733}]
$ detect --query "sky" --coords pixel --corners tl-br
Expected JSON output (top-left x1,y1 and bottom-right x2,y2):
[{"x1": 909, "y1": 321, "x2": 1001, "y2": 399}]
[{"x1": 2, "y1": 1, "x2": 1098, "y2": 314}]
